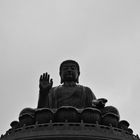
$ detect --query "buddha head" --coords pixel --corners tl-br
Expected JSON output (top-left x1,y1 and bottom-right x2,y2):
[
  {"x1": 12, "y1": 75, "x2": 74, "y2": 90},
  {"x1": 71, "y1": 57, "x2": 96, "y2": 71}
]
[{"x1": 59, "y1": 60, "x2": 80, "y2": 84}]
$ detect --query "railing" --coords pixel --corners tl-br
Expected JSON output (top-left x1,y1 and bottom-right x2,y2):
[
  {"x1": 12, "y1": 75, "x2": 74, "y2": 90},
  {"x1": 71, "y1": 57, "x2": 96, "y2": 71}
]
[{"x1": 1, "y1": 121, "x2": 139, "y2": 140}]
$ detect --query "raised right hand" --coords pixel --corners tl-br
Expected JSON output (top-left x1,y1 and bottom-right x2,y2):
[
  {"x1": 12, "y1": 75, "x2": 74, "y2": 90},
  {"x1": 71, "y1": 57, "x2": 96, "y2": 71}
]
[{"x1": 39, "y1": 72, "x2": 53, "y2": 90}]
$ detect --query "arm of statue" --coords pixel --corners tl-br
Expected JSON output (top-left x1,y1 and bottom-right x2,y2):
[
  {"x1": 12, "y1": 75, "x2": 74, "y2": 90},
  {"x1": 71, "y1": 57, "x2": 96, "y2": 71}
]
[
  {"x1": 85, "y1": 87, "x2": 96, "y2": 107},
  {"x1": 37, "y1": 72, "x2": 53, "y2": 108}
]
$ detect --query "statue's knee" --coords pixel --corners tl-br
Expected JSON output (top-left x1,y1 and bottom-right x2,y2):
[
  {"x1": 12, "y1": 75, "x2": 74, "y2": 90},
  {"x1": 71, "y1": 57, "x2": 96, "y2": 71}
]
[
  {"x1": 101, "y1": 106, "x2": 120, "y2": 118},
  {"x1": 19, "y1": 107, "x2": 35, "y2": 117},
  {"x1": 101, "y1": 106, "x2": 120, "y2": 127},
  {"x1": 19, "y1": 108, "x2": 35, "y2": 126}
]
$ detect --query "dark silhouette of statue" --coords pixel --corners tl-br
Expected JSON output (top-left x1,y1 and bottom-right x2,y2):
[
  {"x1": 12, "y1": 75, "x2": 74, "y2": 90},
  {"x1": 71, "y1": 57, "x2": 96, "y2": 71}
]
[
  {"x1": 37, "y1": 60, "x2": 107, "y2": 109},
  {"x1": 2, "y1": 60, "x2": 140, "y2": 140},
  {"x1": 2, "y1": 59, "x2": 138, "y2": 140}
]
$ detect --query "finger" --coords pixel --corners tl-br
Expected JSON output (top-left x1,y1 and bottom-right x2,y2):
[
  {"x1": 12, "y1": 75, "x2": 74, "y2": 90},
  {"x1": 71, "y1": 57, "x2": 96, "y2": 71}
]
[
  {"x1": 50, "y1": 78, "x2": 53, "y2": 85},
  {"x1": 39, "y1": 75, "x2": 43, "y2": 82},
  {"x1": 46, "y1": 72, "x2": 49, "y2": 80},
  {"x1": 99, "y1": 98, "x2": 107, "y2": 103},
  {"x1": 47, "y1": 74, "x2": 50, "y2": 81},
  {"x1": 45, "y1": 72, "x2": 48, "y2": 78},
  {"x1": 43, "y1": 72, "x2": 46, "y2": 80},
  {"x1": 50, "y1": 78, "x2": 53, "y2": 83},
  {"x1": 43, "y1": 73, "x2": 46, "y2": 79},
  {"x1": 92, "y1": 99, "x2": 99, "y2": 104}
]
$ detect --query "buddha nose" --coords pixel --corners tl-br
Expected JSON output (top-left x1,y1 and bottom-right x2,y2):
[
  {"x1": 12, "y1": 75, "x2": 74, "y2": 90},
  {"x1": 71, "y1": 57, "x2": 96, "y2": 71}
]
[
  {"x1": 67, "y1": 67, "x2": 72, "y2": 71},
  {"x1": 67, "y1": 69, "x2": 73, "y2": 74}
]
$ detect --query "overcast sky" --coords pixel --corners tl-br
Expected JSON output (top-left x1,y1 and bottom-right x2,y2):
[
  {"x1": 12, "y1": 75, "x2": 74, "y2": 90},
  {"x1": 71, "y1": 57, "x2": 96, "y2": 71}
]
[{"x1": 0, "y1": 0, "x2": 140, "y2": 135}]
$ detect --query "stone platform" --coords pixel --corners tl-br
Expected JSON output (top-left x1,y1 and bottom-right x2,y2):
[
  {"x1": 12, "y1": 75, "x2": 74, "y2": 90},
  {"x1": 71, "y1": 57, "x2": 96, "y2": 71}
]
[{"x1": 1, "y1": 122, "x2": 139, "y2": 140}]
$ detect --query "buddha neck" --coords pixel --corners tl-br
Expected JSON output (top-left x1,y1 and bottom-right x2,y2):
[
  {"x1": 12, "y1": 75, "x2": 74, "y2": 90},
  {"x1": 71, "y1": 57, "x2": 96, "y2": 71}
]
[{"x1": 62, "y1": 81, "x2": 77, "y2": 87}]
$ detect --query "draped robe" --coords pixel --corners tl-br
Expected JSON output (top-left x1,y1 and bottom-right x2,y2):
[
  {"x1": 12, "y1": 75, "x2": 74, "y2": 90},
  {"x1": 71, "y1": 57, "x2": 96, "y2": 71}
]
[{"x1": 38, "y1": 84, "x2": 96, "y2": 109}]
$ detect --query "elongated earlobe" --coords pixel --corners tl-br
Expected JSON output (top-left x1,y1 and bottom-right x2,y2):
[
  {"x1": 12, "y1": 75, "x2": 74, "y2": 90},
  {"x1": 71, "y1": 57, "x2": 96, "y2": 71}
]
[{"x1": 60, "y1": 78, "x2": 63, "y2": 84}]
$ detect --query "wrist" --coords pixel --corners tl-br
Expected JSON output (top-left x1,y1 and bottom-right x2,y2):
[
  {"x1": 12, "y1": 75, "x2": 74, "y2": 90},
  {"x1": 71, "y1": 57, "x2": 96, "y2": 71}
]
[{"x1": 39, "y1": 87, "x2": 51, "y2": 94}]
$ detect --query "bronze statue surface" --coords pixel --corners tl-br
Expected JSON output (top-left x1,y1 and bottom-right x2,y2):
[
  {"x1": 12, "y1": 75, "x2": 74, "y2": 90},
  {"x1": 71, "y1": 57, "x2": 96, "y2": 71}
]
[
  {"x1": 1, "y1": 60, "x2": 139, "y2": 140},
  {"x1": 37, "y1": 60, "x2": 98, "y2": 109},
  {"x1": 37, "y1": 60, "x2": 118, "y2": 117}
]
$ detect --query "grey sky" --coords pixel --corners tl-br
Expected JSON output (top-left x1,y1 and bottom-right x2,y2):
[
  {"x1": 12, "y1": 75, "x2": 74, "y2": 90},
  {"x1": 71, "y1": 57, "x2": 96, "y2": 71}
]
[{"x1": 0, "y1": 0, "x2": 140, "y2": 135}]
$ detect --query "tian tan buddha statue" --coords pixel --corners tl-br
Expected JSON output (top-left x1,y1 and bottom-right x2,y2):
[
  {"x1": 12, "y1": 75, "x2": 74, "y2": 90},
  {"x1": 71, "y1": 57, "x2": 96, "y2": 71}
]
[
  {"x1": 2, "y1": 59, "x2": 138, "y2": 140},
  {"x1": 37, "y1": 60, "x2": 119, "y2": 118}
]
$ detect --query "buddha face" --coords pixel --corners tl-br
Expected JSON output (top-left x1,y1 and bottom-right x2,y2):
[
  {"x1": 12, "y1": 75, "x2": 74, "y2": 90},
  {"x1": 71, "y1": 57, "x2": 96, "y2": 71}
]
[{"x1": 60, "y1": 62, "x2": 79, "y2": 83}]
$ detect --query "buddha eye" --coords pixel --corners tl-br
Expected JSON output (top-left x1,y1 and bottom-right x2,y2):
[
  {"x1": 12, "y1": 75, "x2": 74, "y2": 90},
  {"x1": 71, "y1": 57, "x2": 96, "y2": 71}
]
[
  {"x1": 63, "y1": 66, "x2": 70, "y2": 71},
  {"x1": 63, "y1": 67, "x2": 68, "y2": 70},
  {"x1": 71, "y1": 66, "x2": 76, "y2": 70},
  {"x1": 62, "y1": 64, "x2": 76, "y2": 71}
]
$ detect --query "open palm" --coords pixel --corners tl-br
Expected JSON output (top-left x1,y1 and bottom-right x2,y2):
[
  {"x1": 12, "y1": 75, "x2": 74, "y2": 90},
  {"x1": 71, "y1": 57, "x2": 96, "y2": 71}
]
[{"x1": 39, "y1": 72, "x2": 53, "y2": 90}]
